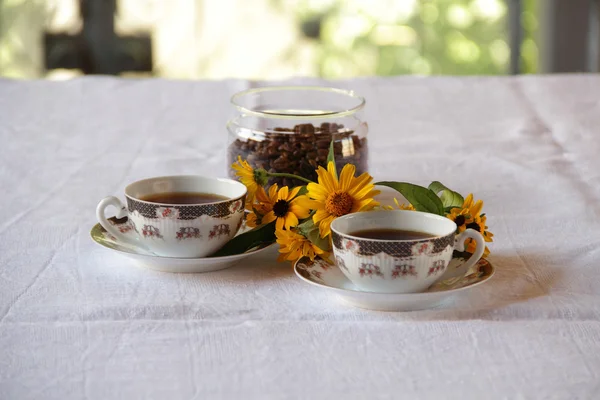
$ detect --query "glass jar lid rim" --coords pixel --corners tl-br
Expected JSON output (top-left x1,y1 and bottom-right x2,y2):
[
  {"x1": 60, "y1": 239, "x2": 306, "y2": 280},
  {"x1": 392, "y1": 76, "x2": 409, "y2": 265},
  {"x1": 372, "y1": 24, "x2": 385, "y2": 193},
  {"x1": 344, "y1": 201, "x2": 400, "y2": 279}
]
[{"x1": 230, "y1": 86, "x2": 365, "y2": 120}]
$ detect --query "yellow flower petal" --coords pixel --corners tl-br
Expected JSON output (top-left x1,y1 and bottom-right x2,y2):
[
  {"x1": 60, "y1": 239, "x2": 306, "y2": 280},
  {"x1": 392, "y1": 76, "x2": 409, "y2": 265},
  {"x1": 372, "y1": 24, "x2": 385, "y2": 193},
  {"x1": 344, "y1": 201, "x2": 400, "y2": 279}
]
[
  {"x1": 289, "y1": 203, "x2": 310, "y2": 219},
  {"x1": 268, "y1": 184, "x2": 279, "y2": 201},
  {"x1": 316, "y1": 165, "x2": 337, "y2": 192},
  {"x1": 288, "y1": 186, "x2": 302, "y2": 200},
  {"x1": 284, "y1": 213, "x2": 299, "y2": 229},
  {"x1": 276, "y1": 217, "x2": 285, "y2": 231},
  {"x1": 294, "y1": 196, "x2": 321, "y2": 210},
  {"x1": 346, "y1": 172, "x2": 372, "y2": 197},
  {"x1": 326, "y1": 161, "x2": 338, "y2": 180},
  {"x1": 463, "y1": 193, "x2": 474, "y2": 209},
  {"x1": 471, "y1": 200, "x2": 484, "y2": 217},
  {"x1": 278, "y1": 186, "x2": 289, "y2": 201},
  {"x1": 262, "y1": 211, "x2": 276, "y2": 224},
  {"x1": 313, "y1": 209, "x2": 330, "y2": 224},
  {"x1": 351, "y1": 184, "x2": 378, "y2": 201},
  {"x1": 338, "y1": 164, "x2": 356, "y2": 192},
  {"x1": 353, "y1": 198, "x2": 379, "y2": 212},
  {"x1": 306, "y1": 182, "x2": 329, "y2": 201},
  {"x1": 318, "y1": 215, "x2": 335, "y2": 238}
]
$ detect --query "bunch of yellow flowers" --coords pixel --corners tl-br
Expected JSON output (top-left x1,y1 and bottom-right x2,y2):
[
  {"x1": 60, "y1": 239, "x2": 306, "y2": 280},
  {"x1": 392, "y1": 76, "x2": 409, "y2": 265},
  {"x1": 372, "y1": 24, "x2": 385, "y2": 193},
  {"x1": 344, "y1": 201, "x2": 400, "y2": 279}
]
[
  {"x1": 232, "y1": 157, "x2": 380, "y2": 263},
  {"x1": 224, "y1": 144, "x2": 493, "y2": 264}
]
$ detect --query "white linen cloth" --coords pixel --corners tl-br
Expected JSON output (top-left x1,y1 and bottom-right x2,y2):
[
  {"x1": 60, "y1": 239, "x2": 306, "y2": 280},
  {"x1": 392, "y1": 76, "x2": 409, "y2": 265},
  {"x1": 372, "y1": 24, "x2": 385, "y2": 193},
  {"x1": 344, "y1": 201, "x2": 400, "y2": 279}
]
[{"x1": 1, "y1": 75, "x2": 600, "y2": 399}]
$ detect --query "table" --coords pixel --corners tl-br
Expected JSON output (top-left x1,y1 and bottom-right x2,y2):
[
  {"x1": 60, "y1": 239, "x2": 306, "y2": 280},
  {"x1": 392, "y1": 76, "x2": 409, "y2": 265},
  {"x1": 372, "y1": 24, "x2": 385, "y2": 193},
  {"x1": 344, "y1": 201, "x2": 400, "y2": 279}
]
[{"x1": 1, "y1": 75, "x2": 600, "y2": 399}]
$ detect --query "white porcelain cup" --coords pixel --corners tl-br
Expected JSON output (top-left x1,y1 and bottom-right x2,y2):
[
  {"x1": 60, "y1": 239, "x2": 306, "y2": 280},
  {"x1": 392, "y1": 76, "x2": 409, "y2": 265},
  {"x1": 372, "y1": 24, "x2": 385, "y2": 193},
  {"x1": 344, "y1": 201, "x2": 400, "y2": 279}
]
[
  {"x1": 96, "y1": 175, "x2": 246, "y2": 258},
  {"x1": 330, "y1": 210, "x2": 485, "y2": 293}
]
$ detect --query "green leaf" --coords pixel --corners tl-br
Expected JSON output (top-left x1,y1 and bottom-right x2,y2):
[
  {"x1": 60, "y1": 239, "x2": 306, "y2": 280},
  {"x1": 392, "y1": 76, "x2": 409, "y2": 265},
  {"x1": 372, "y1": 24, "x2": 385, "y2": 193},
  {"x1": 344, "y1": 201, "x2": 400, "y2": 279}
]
[
  {"x1": 376, "y1": 181, "x2": 444, "y2": 215},
  {"x1": 428, "y1": 181, "x2": 464, "y2": 210},
  {"x1": 297, "y1": 185, "x2": 308, "y2": 196},
  {"x1": 428, "y1": 181, "x2": 449, "y2": 195},
  {"x1": 326, "y1": 139, "x2": 337, "y2": 179},
  {"x1": 297, "y1": 218, "x2": 331, "y2": 252},
  {"x1": 211, "y1": 221, "x2": 276, "y2": 257}
]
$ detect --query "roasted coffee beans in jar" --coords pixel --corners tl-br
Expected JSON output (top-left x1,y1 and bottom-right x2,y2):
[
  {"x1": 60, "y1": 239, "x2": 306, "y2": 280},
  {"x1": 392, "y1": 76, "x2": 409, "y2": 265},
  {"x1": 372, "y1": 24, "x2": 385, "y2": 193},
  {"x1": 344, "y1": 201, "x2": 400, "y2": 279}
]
[{"x1": 227, "y1": 87, "x2": 368, "y2": 188}]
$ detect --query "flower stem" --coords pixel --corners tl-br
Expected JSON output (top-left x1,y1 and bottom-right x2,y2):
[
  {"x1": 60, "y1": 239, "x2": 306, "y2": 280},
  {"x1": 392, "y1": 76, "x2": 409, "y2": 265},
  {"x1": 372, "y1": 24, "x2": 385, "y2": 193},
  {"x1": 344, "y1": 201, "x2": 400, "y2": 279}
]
[{"x1": 267, "y1": 172, "x2": 313, "y2": 184}]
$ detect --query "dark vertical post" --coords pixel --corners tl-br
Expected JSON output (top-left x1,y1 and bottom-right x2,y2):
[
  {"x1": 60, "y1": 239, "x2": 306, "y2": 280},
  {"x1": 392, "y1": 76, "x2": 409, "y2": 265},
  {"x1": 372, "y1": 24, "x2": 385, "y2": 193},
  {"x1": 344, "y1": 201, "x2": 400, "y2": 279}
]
[
  {"x1": 588, "y1": 0, "x2": 599, "y2": 72},
  {"x1": 539, "y1": 0, "x2": 591, "y2": 73},
  {"x1": 44, "y1": 0, "x2": 151, "y2": 75},
  {"x1": 508, "y1": 0, "x2": 522, "y2": 74}
]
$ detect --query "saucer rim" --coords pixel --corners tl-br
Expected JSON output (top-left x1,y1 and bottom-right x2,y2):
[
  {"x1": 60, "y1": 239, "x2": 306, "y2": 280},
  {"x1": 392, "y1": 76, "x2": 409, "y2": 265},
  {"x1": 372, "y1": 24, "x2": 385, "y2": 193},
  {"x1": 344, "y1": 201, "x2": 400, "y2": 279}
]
[
  {"x1": 293, "y1": 256, "x2": 495, "y2": 297},
  {"x1": 90, "y1": 223, "x2": 275, "y2": 261}
]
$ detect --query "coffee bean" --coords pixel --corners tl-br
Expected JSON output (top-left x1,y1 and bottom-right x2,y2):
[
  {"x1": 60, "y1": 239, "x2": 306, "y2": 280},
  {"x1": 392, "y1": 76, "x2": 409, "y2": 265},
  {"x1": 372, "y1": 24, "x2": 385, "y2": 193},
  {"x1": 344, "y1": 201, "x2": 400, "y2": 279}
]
[
  {"x1": 316, "y1": 139, "x2": 330, "y2": 149},
  {"x1": 273, "y1": 157, "x2": 289, "y2": 170},
  {"x1": 228, "y1": 124, "x2": 368, "y2": 187},
  {"x1": 317, "y1": 148, "x2": 329, "y2": 157}
]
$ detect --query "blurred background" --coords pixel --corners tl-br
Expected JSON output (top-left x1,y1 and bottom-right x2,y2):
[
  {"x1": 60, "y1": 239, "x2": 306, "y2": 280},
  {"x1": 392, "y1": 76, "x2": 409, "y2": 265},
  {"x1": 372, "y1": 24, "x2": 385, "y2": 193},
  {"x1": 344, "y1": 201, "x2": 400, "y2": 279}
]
[{"x1": 0, "y1": 0, "x2": 598, "y2": 80}]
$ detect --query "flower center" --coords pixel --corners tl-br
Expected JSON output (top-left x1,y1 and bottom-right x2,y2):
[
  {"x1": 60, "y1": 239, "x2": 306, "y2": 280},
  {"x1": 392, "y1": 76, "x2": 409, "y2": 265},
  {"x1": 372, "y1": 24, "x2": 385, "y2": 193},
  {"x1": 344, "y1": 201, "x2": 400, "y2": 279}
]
[
  {"x1": 325, "y1": 191, "x2": 354, "y2": 217},
  {"x1": 273, "y1": 199, "x2": 290, "y2": 217},
  {"x1": 454, "y1": 215, "x2": 466, "y2": 226},
  {"x1": 466, "y1": 222, "x2": 481, "y2": 231}
]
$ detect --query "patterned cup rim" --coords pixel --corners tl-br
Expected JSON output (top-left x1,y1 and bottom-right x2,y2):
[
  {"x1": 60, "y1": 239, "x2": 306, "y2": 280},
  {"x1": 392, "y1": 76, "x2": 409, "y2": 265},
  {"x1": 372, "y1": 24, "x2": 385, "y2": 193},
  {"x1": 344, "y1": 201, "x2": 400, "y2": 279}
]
[
  {"x1": 330, "y1": 210, "x2": 457, "y2": 243},
  {"x1": 124, "y1": 175, "x2": 247, "y2": 207}
]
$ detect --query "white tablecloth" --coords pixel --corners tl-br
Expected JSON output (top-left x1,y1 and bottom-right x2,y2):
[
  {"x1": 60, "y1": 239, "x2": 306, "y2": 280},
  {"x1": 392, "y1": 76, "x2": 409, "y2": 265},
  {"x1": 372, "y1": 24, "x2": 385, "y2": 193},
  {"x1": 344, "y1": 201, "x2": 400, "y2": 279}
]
[{"x1": 1, "y1": 75, "x2": 600, "y2": 399}]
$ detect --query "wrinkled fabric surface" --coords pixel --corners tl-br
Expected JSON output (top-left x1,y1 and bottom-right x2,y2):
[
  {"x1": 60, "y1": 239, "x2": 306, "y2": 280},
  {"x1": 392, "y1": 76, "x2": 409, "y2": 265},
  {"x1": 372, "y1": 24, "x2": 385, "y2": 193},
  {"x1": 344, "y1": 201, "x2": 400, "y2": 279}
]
[{"x1": 1, "y1": 75, "x2": 600, "y2": 399}]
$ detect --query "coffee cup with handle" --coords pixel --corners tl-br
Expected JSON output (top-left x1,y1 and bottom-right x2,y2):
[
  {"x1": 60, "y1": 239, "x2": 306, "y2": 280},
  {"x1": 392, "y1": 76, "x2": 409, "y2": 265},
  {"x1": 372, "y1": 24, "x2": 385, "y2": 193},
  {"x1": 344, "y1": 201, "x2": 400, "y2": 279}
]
[
  {"x1": 96, "y1": 175, "x2": 246, "y2": 258},
  {"x1": 330, "y1": 210, "x2": 485, "y2": 293}
]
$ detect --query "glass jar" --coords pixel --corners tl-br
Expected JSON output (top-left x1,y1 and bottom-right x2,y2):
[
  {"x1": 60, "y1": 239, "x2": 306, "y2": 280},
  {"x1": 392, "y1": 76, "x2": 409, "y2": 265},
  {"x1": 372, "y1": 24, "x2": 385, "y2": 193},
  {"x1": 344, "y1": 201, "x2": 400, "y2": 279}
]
[{"x1": 227, "y1": 86, "x2": 368, "y2": 187}]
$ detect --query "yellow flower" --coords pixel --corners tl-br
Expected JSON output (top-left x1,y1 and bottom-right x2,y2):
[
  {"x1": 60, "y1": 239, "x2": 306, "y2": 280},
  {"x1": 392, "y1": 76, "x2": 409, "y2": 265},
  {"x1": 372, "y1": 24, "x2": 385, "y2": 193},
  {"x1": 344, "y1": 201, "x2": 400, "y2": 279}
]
[
  {"x1": 276, "y1": 228, "x2": 327, "y2": 263},
  {"x1": 393, "y1": 198, "x2": 415, "y2": 211},
  {"x1": 243, "y1": 186, "x2": 270, "y2": 228},
  {"x1": 446, "y1": 194, "x2": 493, "y2": 257},
  {"x1": 231, "y1": 156, "x2": 268, "y2": 202},
  {"x1": 447, "y1": 194, "x2": 479, "y2": 232},
  {"x1": 245, "y1": 211, "x2": 260, "y2": 228},
  {"x1": 299, "y1": 162, "x2": 380, "y2": 238},
  {"x1": 258, "y1": 184, "x2": 310, "y2": 230}
]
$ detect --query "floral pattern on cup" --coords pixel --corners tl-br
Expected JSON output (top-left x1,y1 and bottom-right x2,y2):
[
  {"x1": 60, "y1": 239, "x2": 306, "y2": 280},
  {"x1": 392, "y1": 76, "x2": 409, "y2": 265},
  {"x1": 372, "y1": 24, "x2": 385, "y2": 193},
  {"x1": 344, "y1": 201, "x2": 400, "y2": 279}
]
[
  {"x1": 156, "y1": 207, "x2": 180, "y2": 219},
  {"x1": 411, "y1": 241, "x2": 433, "y2": 256},
  {"x1": 229, "y1": 199, "x2": 243, "y2": 214},
  {"x1": 176, "y1": 227, "x2": 201, "y2": 240},
  {"x1": 127, "y1": 196, "x2": 243, "y2": 220},
  {"x1": 332, "y1": 231, "x2": 455, "y2": 258},
  {"x1": 427, "y1": 260, "x2": 446, "y2": 276},
  {"x1": 358, "y1": 263, "x2": 384, "y2": 278},
  {"x1": 343, "y1": 238, "x2": 358, "y2": 253},
  {"x1": 142, "y1": 225, "x2": 163, "y2": 239},
  {"x1": 209, "y1": 224, "x2": 231, "y2": 239},
  {"x1": 391, "y1": 264, "x2": 417, "y2": 279}
]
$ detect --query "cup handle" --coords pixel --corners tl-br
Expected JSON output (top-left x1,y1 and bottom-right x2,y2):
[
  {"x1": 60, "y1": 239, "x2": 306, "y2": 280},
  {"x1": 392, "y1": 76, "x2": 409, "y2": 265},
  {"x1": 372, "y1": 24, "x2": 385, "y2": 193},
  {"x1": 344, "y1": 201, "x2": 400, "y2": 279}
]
[
  {"x1": 96, "y1": 196, "x2": 140, "y2": 248},
  {"x1": 440, "y1": 229, "x2": 486, "y2": 281}
]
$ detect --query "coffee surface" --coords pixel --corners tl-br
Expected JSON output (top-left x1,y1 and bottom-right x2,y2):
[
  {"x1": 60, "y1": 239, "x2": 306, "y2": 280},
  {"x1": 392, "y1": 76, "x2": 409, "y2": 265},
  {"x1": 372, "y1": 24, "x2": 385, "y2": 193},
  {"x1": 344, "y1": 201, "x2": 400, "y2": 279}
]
[
  {"x1": 350, "y1": 228, "x2": 435, "y2": 241},
  {"x1": 140, "y1": 192, "x2": 228, "y2": 204}
]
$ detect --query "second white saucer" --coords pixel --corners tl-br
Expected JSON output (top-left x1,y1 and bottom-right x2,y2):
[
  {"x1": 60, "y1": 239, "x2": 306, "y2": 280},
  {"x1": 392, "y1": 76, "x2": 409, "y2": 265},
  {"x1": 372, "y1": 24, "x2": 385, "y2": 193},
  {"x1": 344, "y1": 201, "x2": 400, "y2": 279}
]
[{"x1": 294, "y1": 256, "x2": 494, "y2": 311}]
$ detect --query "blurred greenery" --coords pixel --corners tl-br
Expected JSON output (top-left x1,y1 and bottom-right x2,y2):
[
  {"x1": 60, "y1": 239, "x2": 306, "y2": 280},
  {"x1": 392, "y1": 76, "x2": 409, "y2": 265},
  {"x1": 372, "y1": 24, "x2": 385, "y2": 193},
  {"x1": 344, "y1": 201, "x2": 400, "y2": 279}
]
[
  {"x1": 0, "y1": 0, "x2": 539, "y2": 79},
  {"x1": 288, "y1": 0, "x2": 538, "y2": 77}
]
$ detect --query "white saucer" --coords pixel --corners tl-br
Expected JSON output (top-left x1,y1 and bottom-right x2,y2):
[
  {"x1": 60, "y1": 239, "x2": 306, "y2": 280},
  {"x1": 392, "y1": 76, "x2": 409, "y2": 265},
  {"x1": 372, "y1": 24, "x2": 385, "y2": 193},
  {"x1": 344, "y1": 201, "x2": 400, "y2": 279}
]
[
  {"x1": 91, "y1": 217, "x2": 274, "y2": 273},
  {"x1": 294, "y1": 256, "x2": 495, "y2": 311}
]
